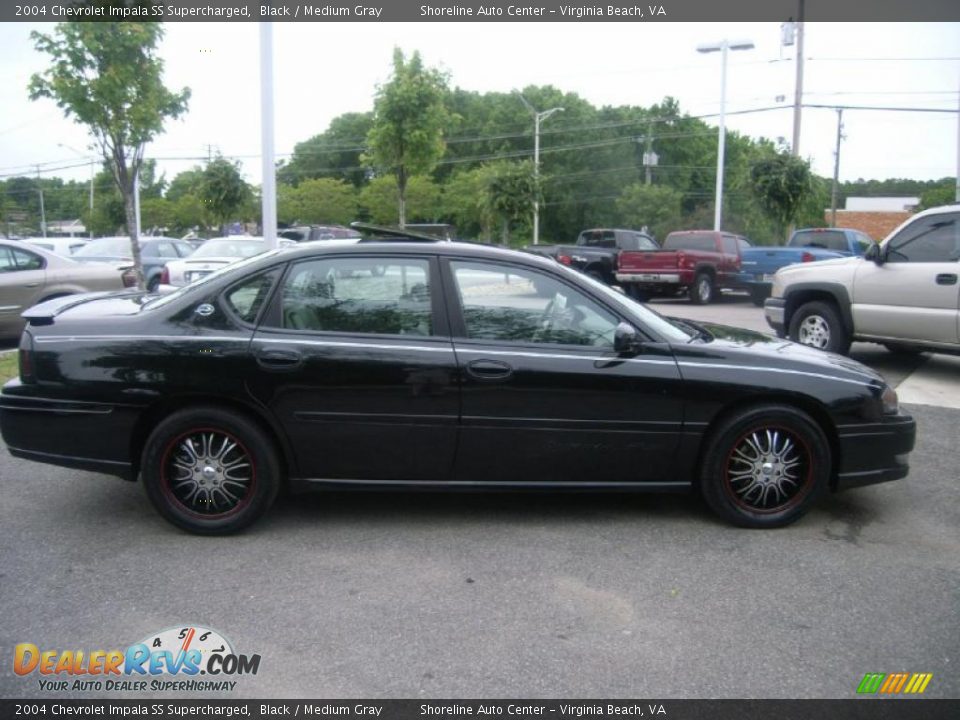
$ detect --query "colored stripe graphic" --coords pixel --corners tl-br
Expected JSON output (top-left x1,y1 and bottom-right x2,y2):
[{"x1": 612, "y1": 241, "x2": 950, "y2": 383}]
[{"x1": 857, "y1": 672, "x2": 932, "y2": 694}]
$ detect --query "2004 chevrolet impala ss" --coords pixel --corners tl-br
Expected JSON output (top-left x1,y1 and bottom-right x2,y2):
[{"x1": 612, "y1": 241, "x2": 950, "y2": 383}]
[{"x1": 0, "y1": 238, "x2": 916, "y2": 534}]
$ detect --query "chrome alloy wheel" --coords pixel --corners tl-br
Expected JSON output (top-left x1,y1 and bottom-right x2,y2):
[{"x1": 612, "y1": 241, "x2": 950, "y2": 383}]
[
  {"x1": 797, "y1": 314, "x2": 831, "y2": 349},
  {"x1": 725, "y1": 428, "x2": 810, "y2": 512},
  {"x1": 163, "y1": 430, "x2": 254, "y2": 517}
]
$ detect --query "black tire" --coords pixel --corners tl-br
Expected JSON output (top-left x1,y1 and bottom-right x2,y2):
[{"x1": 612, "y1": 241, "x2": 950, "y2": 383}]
[
  {"x1": 749, "y1": 287, "x2": 769, "y2": 307},
  {"x1": 689, "y1": 272, "x2": 714, "y2": 305},
  {"x1": 788, "y1": 300, "x2": 851, "y2": 355},
  {"x1": 585, "y1": 269, "x2": 605, "y2": 283},
  {"x1": 624, "y1": 285, "x2": 649, "y2": 303},
  {"x1": 700, "y1": 404, "x2": 830, "y2": 528},
  {"x1": 141, "y1": 407, "x2": 281, "y2": 535},
  {"x1": 883, "y1": 342, "x2": 926, "y2": 356},
  {"x1": 146, "y1": 276, "x2": 160, "y2": 292}
]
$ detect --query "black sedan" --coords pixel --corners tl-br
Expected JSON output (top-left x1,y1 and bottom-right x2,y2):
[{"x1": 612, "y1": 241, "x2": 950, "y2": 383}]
[{"x1": 0, "y1": 239, "x2": 916, "y2": 534}]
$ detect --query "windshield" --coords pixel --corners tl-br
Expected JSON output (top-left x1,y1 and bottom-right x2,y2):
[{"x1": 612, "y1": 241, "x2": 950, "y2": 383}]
[
  {"x1": 553, "y1": 264, "x2": 693, "y2": 343},
  {"x1": 143, "y1": 249, "x2": 285, "y2": 310},
  {"x1": 74, "y1": 237, "x2": 132, "y2": 257},
  {"x1": 192, "y1": 239, "x2": 266, "y2": 258}
]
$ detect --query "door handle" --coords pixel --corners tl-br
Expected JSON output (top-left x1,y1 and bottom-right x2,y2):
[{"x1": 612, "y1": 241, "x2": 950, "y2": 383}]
[
  {"x1": 465, "y1": 359, "x2": 513, "y2": 382},
  {"x1": 24, "y1": 282, "x2": 41, "y2": 288},
  {"x1": 256, "y1": 348, "x2": 303, "y2": 371},
  {"x1": 935, "y1": 273, "x2": 957, "y2": 286}
]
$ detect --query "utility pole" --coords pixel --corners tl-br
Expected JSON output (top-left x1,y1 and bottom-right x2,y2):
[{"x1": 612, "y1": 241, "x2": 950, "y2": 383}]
[
  {"x1": 791, "y1": 0, "x2": 805, "y2": 156},
  {"x1": 643, "y1": 121, "x2": 655, "y2": 185},
  {"x1": 35, "y1": 165, "x2": 47, "y2": 238},
  {"x1": 956, "y1": 71, "x2": 959, "y2": 203},
  {"x1": 260, "y1": 21, "x2": 278, "y2": 248},
  {"x1": 517, "y1": 93, "x2": 563, "y2": 245},
  {"x1": 830, "y1": 108, "x2": 844, "y2": 227}
]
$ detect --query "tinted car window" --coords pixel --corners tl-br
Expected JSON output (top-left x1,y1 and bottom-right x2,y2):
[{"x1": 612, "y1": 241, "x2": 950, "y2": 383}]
[
  {"x1": 578, "y1": 230, "x2": 616, "y2": 248},
  {"x1": 790, "y1": 230, "x2": 849, "y2": 252},
  {"x1": 721, "y1": 235, "x2": 739, "y2": 254},
  {"x1": 225, "y1": 273, "x2": 275, "y2": 324},
  {"x1": 0, "y1": 247, "x2": 45, "y2": 272},
  {"x1": 886, "y1": 214, "x2": 960, "y2": 263},
  {"x1": 663, "y1": 233, "x2": 716, "y2": 251},
  {"x1": 451, "y1": 260, "x2": 618, "y2": 348},
  {"x1": 280, "y1": 257, "x2": 433, "y2": 336},
  {"x1": 156, "y1": 242, "x2": 179, "y2": 258},
  {"x1": 636, "y1": 234, "x2": 658, "y2": 250}
]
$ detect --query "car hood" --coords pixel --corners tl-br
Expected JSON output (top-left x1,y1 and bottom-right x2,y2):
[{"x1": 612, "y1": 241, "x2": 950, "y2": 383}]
[{"x1": 672, "y1": 320, "x2": 883, "y2": 384}]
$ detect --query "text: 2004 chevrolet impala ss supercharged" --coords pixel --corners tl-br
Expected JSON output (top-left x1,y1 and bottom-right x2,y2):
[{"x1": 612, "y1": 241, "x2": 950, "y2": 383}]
[{"x1": 0, "y1": 239, "x2": 915, "y2": 534}]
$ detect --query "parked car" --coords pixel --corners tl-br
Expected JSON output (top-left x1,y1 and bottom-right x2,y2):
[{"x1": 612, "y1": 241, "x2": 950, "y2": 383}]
[
  {"x1": 738, "y1": 228, "x2": 874, "y2": 306},
  {"x1": 0, "y1": 235, "x2": 915, "y2": 534},
  {"x1": 526, "y1": 228, "x2": 658, "y2": 285},
  {"x1": 159, "y1": 237, "x2": 275, "y2": 289},
  {"x1": 0, "y1": 238, "x2": 134, "y2": 338},
  {"x1": 23, "y1": 237, "x2": 89, "y2": 257},
  {"x1": 73, "y1": 236, "x2": 195, "y2": 291},
  {"x1": 616, "y1": 230, "x2": 751, "y2": 303},
  {"x1": 765, "y1": 205, "x2": 960, "y2": 356}
]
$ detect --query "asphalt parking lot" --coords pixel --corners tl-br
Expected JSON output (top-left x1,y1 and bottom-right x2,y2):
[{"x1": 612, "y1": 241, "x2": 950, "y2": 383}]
[{"x1": 1, "y1": 297, "x2": 958, "y2": 700}]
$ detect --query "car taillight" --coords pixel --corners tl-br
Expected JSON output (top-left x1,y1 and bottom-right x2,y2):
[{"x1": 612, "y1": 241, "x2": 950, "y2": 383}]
[
  {"x1": 160, "y1": 266, "x2": 170, "y2": 285},
  {"x1": 801, "y1": 251, "x2": 815, "y2": 262},
  {"x1": 557, "y1": 254, "x2": 572, "y2": 266},
  {"x1": 676, "y1": 251, "x2": 687, "y2": 267},
  {"x1": 18, "y1": 334, "x2": 35, "y2": 383},
  {"x1": 121, "y1": 267, "x2": 138, "y2": 288}
]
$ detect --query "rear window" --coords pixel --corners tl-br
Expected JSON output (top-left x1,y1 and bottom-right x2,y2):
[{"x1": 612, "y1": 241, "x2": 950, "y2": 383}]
[
  {"x1": 578, "y1": 230, "x2": 616, "y2": 248},
  {"x1": 663, "y1": 232, "x2": 716, "y2": 251},
  {"x1": 789, "y1": 230, "x2": 849, "y2": 252}
]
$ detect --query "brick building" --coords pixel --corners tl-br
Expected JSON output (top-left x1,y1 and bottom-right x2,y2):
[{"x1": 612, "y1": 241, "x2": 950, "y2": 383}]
[{"x1": 826, "y1": 197, "x2": 919, "y2": 241}]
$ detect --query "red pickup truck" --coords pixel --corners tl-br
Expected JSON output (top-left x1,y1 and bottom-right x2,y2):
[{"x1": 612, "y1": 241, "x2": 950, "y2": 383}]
[{"x1": 615, "y1": 230, "x2": 751, "y2": 304}]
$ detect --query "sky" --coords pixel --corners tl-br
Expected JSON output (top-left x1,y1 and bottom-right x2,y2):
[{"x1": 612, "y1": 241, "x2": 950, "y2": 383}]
[{"x1": 0, "y1": 21, "x2": 957, "y2": 196}]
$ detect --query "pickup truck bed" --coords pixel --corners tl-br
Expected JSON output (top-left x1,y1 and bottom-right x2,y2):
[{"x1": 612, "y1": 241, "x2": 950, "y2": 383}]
[{"x1": 525, "y1": 228, "x2": 658, "y2": 285}]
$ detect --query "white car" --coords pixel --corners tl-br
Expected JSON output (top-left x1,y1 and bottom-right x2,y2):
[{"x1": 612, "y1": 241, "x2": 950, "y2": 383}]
[
  {"x1": 23, "y1": 237, "x2": 89, "y2": 256},
  {"x1": 764, "y1": 204, "x2": 960, "y2": 356},
  {"x1": 158, "y1": 237, "x2": 274, "y2": 289}
]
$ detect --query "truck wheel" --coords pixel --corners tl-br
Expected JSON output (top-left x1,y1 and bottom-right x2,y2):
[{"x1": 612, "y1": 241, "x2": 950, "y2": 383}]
[
  {"x1": 585, "y1": 269, "x2": 605, "y2": 284},
  {"x1": 788, "y1": 300, "x2": 851, "y2": 355},
  {"x1": 700, "y1": 404, "x2": 829, "y2": 528},
  {"x1": 624, "y1": 286, "x2": 648, "y2": 302},
  {"x1": 749, "y1": 287, "x2": 769, "y2": 307},
  {"x1": 690, "y1": 273, "x2": 714, "y2": 305}
]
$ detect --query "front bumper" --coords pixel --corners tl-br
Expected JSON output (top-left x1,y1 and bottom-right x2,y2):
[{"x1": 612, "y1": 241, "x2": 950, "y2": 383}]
[
  {"x1": 834, "y1": 413, "x2": 916, "y2": 491},
  {"x1": 764, "y1": 297, "x2": 786, "y2": 335}
]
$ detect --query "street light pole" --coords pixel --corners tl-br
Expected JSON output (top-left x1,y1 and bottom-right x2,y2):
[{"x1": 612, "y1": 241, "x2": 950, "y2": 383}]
[
  {"x1": 35, "y1": 165, "x2": 47, "y2": 238},
  {"x1": 697, "y1": 38, "x2": 754, "y2": 232},
  {"x1": 517, "y1": 94, "x2": 563, "y2": 245}
]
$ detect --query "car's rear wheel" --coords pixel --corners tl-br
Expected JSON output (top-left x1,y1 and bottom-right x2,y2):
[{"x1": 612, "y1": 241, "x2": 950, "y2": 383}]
[
  {"x1": 690, "y1": 273, "x2": 714, "y2": 305},
  {"x1": 700, "y1": 404, "x2": 829, "y2": 528},
  {"x1": 141, "y1": 407, "x2": 281, "y2": 535},
  {"x1": 788, "y1": 300, "x2": 851, "y2": 355}
]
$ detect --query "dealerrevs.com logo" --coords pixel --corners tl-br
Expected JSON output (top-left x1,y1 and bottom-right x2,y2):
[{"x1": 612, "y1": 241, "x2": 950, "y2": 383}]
[
  {"x1": 14, "y1": 625, "x2": 261, "y2": 693},
  {"x1": 857, "y1": 672, "x2": 933, "y2": 695}
]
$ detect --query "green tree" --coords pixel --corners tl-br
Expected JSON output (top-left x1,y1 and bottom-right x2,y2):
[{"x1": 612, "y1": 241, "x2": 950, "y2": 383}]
[
  {"x1": 199, "y1": 156, "x2": 252, "y2": 235},
  {"x1": 364, "y1": 48, "x2": 450, "y2": 226},
  {"x1": 29, "y1": 21, "x2": 189, "y2": 288},
  {"x1": 358, "y1": 174, "x2": 441, "y2": 226},
  {"x1": 483, "y1": 160, "x2": 538, "y2": 246},
  {"x1": 278, "y1": 113, "x2": 374, "y2": 188},
  {"x1": 277, "y1": 178, "x2": 358, "y2": 225},
  {"x1": 749, "y1": 152, "x2": 816, "y2": 240},
  {"x1": 918, "y1": 183, "x2": 957, "y2": 210},
  {"x1": 615, "y1": 184, "x2": 683, "y2": 241}
]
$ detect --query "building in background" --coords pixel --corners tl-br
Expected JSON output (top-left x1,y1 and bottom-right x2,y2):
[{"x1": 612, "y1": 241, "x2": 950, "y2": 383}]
[{"x1": 829, "y1": 197, "x2": 919, "y2": 241}]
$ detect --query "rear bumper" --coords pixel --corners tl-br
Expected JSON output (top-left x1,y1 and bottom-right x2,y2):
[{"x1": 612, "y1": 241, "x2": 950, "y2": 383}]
[
  {"x1": 835, "y1": 413, "x2": 916, "y2": 491},
  {"x1": 0, "y1": 383, "x2": 138, "y2": 480},
  {"x1": 615, "y1": 272, "x2": 683, "y2": 284}
]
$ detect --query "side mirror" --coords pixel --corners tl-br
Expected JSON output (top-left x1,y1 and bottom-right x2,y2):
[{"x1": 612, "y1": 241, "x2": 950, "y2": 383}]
[
  {"x1": 865, "y1": 242, "x2": 884, "y2": 265},
  {"x1": 614, "y1": 322, "x2": 641, "y2": 355}
]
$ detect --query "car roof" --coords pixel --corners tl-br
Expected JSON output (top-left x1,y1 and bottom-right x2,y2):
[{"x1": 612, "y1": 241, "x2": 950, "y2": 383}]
[{"x1": 273, "y1": 239, "x2": 556, "y2": 269}]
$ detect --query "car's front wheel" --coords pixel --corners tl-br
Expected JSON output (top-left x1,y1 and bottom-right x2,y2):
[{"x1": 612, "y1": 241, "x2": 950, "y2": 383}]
[
  {"x1": 700, "y1": 404, "x2": 829, "y2": 528},
  {"x1": 788, "y1": 300, "x2": 851, "y2": 355},
  {"x1": 141, "y1": 407, "x2": 281, "y2": 534}
]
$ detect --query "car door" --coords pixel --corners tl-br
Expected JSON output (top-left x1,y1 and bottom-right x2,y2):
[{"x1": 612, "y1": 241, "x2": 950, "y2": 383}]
[
  {"x1": 0, "y1": 244, "x2": 47, "y2": 335},
  {"x1": 852, "y1": 211, "x2": 960, "y2": 345},
  {"x1": 443, "y1": 257, "x2": 684, "y2": 485},
  {"x1": 247, "y1": 253, "x2": 460, "y2": 482}
]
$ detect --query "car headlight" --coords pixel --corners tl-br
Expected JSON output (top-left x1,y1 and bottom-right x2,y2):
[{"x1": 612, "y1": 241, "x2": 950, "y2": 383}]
[{"x1": 881, "y1": 385, "x2": 899, "y2": 415}]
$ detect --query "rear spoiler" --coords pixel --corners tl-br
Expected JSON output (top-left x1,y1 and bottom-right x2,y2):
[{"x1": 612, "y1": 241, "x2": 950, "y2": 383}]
[{"x1": 21, "y1": 291, "x2": 136, "y2": 327}]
